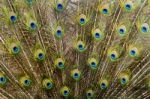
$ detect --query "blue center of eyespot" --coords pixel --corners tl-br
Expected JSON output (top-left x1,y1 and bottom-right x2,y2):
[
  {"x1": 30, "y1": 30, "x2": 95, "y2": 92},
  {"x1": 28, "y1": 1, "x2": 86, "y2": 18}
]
[
  {"x1": 111, "y1": 54, "x2": 116, "y2": 59},
  {"x1": 0, "y1": 77, "x2": 4, "y2": 82},
  {"x1": 24, "y1": 80, "x2": 30, "y2": 85},
  {"x1": 130, "y1": 50, "x2": 136, "y2": 56},
  {"x1": 13, "y1": 46, "x2": 19, "y2": 53},
  {"x1": 38, "y1": 53, "x2": 44, "y2": 59},
  {"x1": 78, "y1": 44, "x2": 83, "y2": 50},
  {"x1": 47, "y1": 82, "x2": 52, "y2": 88},
  {"x1": 95, "y1": 33, "x2": 100, "y2": 38},
  {"x1": 30, "y1": 22, "x2": 36, "y2": 29},
  {"x1": 80, "y1": 18, "x2": 85, "y2": 24},
  {"x1": 57, "y1": 4, "x2": 63, "y2": 10},
  {"x1": 119, "y1": 29, "x2": 124, "y2": 34},
  {"x1": 10, "y1": 16, "x2": 16, "y2": 22},
  {"x1": 102, "y1": 9, "x2": 108, "y2": 14},
  {"x1": 101, "y1": 83, "x2": 106, "y2": 89},
  {"x1": 56, "y1": 30, "x2": 62, "y2": 36},
  {"x1": 87, "y1": 93, "x2": 91, "y2": 96},
  {"x1": 121, "y1": 78, "x2": 126, "y2": 84},
  {"x1": 125, "y1": 4, "x2": 131, "y2": 10},
  {"x1": 74, "y1": 73, "x2": 79, "y2": 78},
  {"x1": 91, "y1": 62, "x2": 96, "y2": 67},
  {"x1": 142, "y1": 26, "x2": 147, "y2": 32},
  {"x1": 58, "y1": 62, "x2": 63, "y2": 67},
  {"x1": 0, "y1": 77, "x2": 6, "y2": 84},
  {"x1": 64, "y1": 90, "x2": 68, "y2": 95},
  {"x1": 27, "y1": 0, "x2": 32, "y2": 3}
]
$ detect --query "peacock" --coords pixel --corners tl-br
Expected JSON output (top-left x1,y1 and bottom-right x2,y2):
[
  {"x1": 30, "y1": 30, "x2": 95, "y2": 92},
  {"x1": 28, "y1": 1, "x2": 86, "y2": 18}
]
[{"x1": 0, "y1": 0, "x2": 150, "y2": 98}]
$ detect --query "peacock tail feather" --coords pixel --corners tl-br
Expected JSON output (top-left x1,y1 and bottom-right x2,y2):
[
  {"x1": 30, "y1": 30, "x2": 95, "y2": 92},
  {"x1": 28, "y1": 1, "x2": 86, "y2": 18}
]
[{"x1": 0, "y1": 0, "x2": 150, "y2": 98}]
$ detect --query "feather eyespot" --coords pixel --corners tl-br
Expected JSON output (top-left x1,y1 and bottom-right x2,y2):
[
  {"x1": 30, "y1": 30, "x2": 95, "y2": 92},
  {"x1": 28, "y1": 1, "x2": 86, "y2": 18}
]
[
  {"x1": 125, "y1": 4, "x2": 131, "y2": 10},
  {"x1": 119, "y1": 74, "x2": 130, "y2": 85},
  {"x1": 55, "y1": 1, "x2": 64, "y2": 12},
  {"x1": 78, "y1": 14, "x2": 88, "y2": 26},
  {"x1": 37, "y1": 53, "x2": 45, "y2": 61},
  {"x1": 46, "y1": 82, "x2": 52, "y2": 88},
  {"x1": 110, "y1": 53, "x2": 116, "y2": 59},
  {"x1": 57, "y1": 4, "x2": 63, "y2": 10},
  {"x1": 101, "y1": 83, "x2": 106, "y2": 89},
  {"x1": 60, "y1": 86, "x2": 70, "y2": 97},
  {"x1": 74, "y1": 73, "x2": 79, "y2": 78},
  {"x1": 130, "y1": 50, "x2": 136, "y2": 56},
  {"x1": 91, "y1": 62, "x2": 96, "y2": 67},
  {"x1": 78, "y1": 44, "x2": 83, "y2": 50},
  {"x1": 92, "y1": 29, "x2": 104, "y2": 41},
  {"x1": 55, "y1": 58, "x2": 65, "y2": 69},
  {"x1": 95, "y1": 33, "x2": 100, "y2": 38},
  {"x1": 38, "y1": 53, "x2": 44, "y2": 59},
  {"x1": 54, "y1": 26, "x2": 63, "y2": 38},
  {"x1": 99, "y1": 4, "x2": 110, "y2": 15},
  {"x1": 80, "y1": 18, "x2": 85, "y2": 24},
  {"x1": 108, "y1": 51, "x2": 119, "y2": 61},
  {"x1": 86, "y1": 90, "x2": 94, "y2": 98},
  {"x1": 30, "y1": 22, "x2": 37, "y2": 30},
  {"x1": 0, "y1": 73, "x2": 7, "y2": 86},
  {"x1": 34, "y1": 49, "x2": 45, "y2": 62},
  {"x1": 117, "y1": 25, "x2": 127, "y2": 37},
  {"x1": 123, "y1": 1, "x2": 134, "y2": 12},
  {"x1": 88, "y1": 58, "x2": 98, "y2": 69},
  {"x1": 140, "y1": 23, "x2": 149, "y2": 33},
  {"x1": 42, "y1": 78, "x2": 53, "y2": 90},
  {"x1": 102, "y1": 8, "x2": 109, "y2": 14},
  {"x1": 75, "y1": 41, "x2": 86, "y2": 52},
  {"x1": 13, "y1": 46, "x2": 20, "y2": 54},
  {"x1": 20, "y1": 76, "x2": 31, "y2": 88},
  {"x1": 98, "y1": 79, "x2": 109, "y2": 90},
  {"x1": 71, "y1": 69, "x2": 81, "y2": 81},
  {"x1": 121, "y1": 78, "x2": 127, "y2": 84},
  {"x1": 56, "y1": 30, "x2": 62, "y2": 36},
  {"x1": 23, "y1": 79, "x2": 31, "y2": 87},
  {"x1": 10, "y1": 43, "x2": 21, "y2": 55},
  {"x1": 128, "y1": 47, "x2": 139, "y2": 58},
  {"x1": 10, "y1": 15, "x2": 17, "y2": 22}
]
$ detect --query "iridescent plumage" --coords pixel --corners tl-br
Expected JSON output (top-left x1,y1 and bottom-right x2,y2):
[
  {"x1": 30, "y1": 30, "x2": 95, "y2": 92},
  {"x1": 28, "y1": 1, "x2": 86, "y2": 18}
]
[{"x1": 0, "y1": 0, "x2": 150, "y2": 98}]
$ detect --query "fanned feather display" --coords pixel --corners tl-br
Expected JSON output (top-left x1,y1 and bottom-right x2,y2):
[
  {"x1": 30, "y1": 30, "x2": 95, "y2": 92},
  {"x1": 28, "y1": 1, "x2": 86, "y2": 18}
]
[{"x1": 0, "y1": 0, "x2": 150, "y2": 98}]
